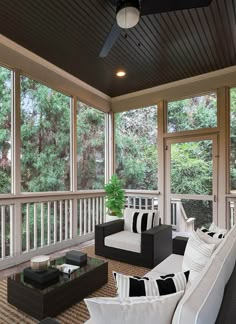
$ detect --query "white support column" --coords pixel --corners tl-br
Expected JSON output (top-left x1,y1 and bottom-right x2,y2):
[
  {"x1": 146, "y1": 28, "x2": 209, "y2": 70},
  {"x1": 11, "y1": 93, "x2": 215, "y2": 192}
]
[
  {"x1": 71, "y1": 96, "x2": 78, "y2": 238},
  {"x1": 157, "y1": 100, "x2": 166, "y2": 223},
  {"x1": 12, "y1": 69, "x2": 22, "y2": 255},
  {"x1": 217, "y1": 87, "x2": 230, "y2": 228},
  {"x1": 105, "y1": 112, "x2": 114, "y2": 183}
]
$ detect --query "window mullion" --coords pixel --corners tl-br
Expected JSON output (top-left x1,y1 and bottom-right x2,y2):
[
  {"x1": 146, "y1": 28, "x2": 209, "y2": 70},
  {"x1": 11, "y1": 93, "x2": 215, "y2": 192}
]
[
  {"x1": 71, "y1": 96, "x2": 77, "y2": 192},
  {"x1": 105, "y1": 112, "x2": 114, "y2": 183}
]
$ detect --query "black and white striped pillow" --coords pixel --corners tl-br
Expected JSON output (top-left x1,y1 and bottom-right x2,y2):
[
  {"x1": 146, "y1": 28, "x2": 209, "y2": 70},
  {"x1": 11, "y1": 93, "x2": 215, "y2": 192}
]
[
  {"x1": 201, "y1": 227, "x2": 225, "y2": 239},
  {"x1": 131, "y1": 211, "x2": 156, "y2": 233},
  {"x1": 113, "y1": 271, "x2": 189, "y2": 298}
]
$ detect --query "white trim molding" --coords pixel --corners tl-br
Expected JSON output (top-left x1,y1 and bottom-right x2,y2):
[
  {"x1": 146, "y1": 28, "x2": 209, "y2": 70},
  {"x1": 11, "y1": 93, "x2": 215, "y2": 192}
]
[
  {"x1": 111, "y1": 65, "x2": 236, "y2": 112},
  {"x1": 0, "y1": 34, "x2": 111, "y2": 112}
]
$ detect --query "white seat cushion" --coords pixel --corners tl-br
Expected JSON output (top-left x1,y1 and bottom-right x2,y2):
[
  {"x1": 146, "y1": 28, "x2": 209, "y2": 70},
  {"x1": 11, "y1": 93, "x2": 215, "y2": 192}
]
[
  {"x1": 145, "y1": 254, "x2": 184, "y2": 279},
  {"x1": 104, "y1": 230, "x2": 141, "y2": 253}
]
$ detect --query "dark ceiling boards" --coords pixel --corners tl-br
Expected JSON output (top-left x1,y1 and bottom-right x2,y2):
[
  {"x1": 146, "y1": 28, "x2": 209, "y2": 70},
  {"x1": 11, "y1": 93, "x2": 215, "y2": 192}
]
[{"x1": 0, "y1": 0, "x2": 235, "y2": 97}]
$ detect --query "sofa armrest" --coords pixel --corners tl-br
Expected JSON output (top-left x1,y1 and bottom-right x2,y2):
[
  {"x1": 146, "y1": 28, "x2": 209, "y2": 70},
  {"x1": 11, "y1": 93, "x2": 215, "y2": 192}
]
[
  {"x1": 141, "y1": 225, "x2": 172, "y2": 267},
  {"x1": 172, "y1": 236, "x2": 188, "y2": 255},
  {"x1": 96, "y1": 219, "x2": 124, "y2": 237},
  {"x1": 95, "y1": 220, "x2": 124, "y2": 256}
]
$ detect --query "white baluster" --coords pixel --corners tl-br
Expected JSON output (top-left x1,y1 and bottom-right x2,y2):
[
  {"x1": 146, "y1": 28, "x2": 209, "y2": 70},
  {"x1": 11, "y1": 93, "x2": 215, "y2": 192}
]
[
  {"x1": 26, "y1": 203, "x2": 30, "y2": 251},
  {"x1": 54, "y1": 201, "x2": 57, "y2": 244},
  {"x1": 40, "y1": 203, "x2": 44, "y2": 247},
  {"x1": 65, "y1": 200, "x2": 68, "y2": 239},
  {"x1": 59, "y1": 200, "x2": 63, "y2": 241},
  {"x1": 47, "y1": 202, "x2": 51, "y2": 245},
  {"x1": 79, "y1": 199, "x2": 83, "y2": 235},
  {"x1": 9, "y1": 205, "x2": 14, "y2": 256},
  {"x1": 84, "y1": 199, "x2": 87, "y2": 234},
  {"x1": 34, "y1": 203, "x2": 37, "y2": 249},
  {"x1": 88, "y1": 198, "x2": 91, "y2": 234},
  {"x1": 233, "y1": 201, "x2": 236, "y2": 225},
  {"x1": 92, "y1": 198, "x2": 95, "y2": 231},
  {"x1": 1, "y1": 206, "x2": 5, "y2": 259},
  {"x1": 96, "y1": 197, "x2": 99, "y2": 225},
  {"x1": 99, "y1": 197, "x2": 103, "y2": 224},
  {"x1": 69, "y1": 200, "x2": 73, "y2": 239}
]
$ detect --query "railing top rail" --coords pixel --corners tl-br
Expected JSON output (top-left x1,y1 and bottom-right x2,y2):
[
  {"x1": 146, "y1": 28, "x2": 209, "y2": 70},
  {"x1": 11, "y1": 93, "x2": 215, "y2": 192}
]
[
  {"x1": 0, "y1": 189, "x2": 162, "y2": 205},
  {"x1": 227, "y1": 197, "x2": 236, "y2": 202},
  {"x1": 0, "y1": 190, "x2": 106, "y2": 205},
  {"x1": 125, "y1": 190, "x2": 160, "y2": 197}
]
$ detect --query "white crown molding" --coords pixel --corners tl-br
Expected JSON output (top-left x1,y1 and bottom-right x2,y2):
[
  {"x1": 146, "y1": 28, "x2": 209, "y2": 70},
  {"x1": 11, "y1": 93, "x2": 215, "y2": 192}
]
[
  {"x1": 0, "y1": 34, "x2": 111, "y2": 102},
  {"x1": 111, "y1": 65, "x2": 236, "y2": 102}
]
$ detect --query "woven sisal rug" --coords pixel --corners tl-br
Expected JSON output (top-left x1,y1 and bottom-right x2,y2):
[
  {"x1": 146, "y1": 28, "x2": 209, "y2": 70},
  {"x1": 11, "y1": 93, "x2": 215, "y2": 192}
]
[{"x1": 0, "y1": 246, "x2": 149, "y2": 324}]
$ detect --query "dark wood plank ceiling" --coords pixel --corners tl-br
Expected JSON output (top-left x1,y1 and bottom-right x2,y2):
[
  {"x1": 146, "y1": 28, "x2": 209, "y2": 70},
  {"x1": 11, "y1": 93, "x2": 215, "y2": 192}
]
[{"x1": 0, "y1": 0, "x2": 235, "y2": 97}]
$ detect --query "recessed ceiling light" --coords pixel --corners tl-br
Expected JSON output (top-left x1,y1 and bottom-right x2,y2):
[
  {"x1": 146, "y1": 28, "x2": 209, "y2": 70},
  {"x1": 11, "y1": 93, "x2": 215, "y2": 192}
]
[{"x1": 116, "y1": 70, "x2": 126, "y2": 77}]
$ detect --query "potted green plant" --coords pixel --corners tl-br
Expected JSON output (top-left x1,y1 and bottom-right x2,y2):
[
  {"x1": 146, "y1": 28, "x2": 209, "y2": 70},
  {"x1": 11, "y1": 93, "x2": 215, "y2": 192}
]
[{"x1": 104, "y1": 174, "x2": 126, "y2": 221}]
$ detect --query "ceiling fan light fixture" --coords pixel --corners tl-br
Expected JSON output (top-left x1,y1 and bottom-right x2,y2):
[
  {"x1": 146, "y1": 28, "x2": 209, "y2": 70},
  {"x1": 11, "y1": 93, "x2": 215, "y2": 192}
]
[
  {"x1": 116, "y1": 1, "x2": 140, "y2": 29},
  {"x1": 116, "y1": 70, "x2": 126, "y2": 77}
]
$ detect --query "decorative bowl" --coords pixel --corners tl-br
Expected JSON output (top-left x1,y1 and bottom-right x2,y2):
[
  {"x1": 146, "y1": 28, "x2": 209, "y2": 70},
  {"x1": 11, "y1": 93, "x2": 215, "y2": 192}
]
[{"x1": 30, "y1": 255, "x2": 50, "y2": 272}]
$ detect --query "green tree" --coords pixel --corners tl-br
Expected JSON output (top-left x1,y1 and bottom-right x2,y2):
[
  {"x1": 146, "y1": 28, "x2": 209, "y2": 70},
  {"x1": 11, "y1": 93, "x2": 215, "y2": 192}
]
[
  {"x1": 115, "y1": 106, "x2": 158, "y2": 190},
  {"x1": 20, "y1": 76, "x2": 71, "y2": 192},
  {"x1": 77, "y1": 103, "x2": 105, "y2": 189},
  {"x1": 168, "y1": 94, "x2": 217, "y2": 132},
  {"x1": 171, "y1": 141, "x2": 212, "y2": 195},
  {"x1": 0, "y1": 67, "x2": 11, "y2": 193}
]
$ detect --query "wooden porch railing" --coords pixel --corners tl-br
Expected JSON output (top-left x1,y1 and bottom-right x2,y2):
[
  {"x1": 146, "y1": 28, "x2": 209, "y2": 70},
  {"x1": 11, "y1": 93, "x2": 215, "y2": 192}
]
[
  {"x1": 228, "y1": 198, "x2": 236, "y2": 228},
  {"x1": 124, "y1": 190, "x2": 159, "y2": 210},
  {"x1": 0, "y1": 192, "x2": 105, "y2": 270},
  {"x1": 0, "y1": 189, "x2": 213, "y2": 270}
]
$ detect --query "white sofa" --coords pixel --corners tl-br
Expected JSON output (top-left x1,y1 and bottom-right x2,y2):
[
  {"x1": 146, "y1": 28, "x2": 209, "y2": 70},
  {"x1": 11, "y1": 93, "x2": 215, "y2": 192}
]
[{"x1": 85, "y1": 224, "x2": 236, "y2": 324}]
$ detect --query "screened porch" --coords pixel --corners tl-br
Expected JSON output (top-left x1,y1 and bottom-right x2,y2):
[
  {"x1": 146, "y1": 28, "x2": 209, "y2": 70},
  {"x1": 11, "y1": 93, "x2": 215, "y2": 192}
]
[{"x1": 0, "y1": 39, "x2": 236, "y2": 271}]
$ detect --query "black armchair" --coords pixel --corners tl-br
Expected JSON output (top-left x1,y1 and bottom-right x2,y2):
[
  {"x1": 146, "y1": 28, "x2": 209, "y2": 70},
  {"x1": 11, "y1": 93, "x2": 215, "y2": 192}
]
[{"x1": 95, "y1": 220, "x2": 172, "y2": 268}]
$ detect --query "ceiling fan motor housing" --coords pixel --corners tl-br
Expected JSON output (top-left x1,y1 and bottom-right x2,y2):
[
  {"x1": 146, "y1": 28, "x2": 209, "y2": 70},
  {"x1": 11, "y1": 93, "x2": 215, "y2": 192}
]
[{"x1": 116, "y1": 0, "x2": 140, "y2": 29}]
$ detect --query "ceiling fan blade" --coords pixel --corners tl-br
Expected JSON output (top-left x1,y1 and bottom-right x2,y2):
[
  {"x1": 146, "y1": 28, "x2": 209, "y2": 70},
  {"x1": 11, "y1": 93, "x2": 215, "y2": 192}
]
[
  {"x1": 141, "y1": 0, "x2": 213, "y2": 15},
  {"x1": 108, "y1": 0, "x2": 117, "y2": 6},
  {"x1": 99, "y1": 22, "x2": 121, "y2": 58}
]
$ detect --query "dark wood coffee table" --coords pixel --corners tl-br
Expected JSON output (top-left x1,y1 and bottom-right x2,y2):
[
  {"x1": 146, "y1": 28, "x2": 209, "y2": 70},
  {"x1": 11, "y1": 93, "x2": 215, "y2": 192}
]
[{"x1": 7, "y1": 256, "x2": 108, "y2": 320}]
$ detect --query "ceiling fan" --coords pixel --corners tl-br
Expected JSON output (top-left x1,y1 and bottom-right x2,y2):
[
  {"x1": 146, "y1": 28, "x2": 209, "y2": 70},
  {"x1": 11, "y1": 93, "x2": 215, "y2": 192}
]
[{"x1": 99, "y1": 0, "x2": 213, "y2": 58}]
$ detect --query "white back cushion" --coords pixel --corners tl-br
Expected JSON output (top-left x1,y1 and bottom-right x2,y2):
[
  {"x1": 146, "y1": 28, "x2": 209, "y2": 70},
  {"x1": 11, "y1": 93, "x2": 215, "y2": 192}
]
[
  {"x1": 85, "y1": 292, "x2": 184, "y2": 324},
  {"x1": 209, "y1": 223, "x2": 228, "y2": 235},
  {"x1": 182, "y1": 231, "x2": 215, "y2": 282},
  {"x1": 124, "y1": 208, "x2": 159, "y2": 231},
  {"x1": 173, "y1": 224, "x2": 236, "y2": 324},
  {"x1": 124, "y1": 208, "x2": 134, "y2": 230},
  {"x1": 196, "y1": 228, "x2": 223, "y2": 248}
]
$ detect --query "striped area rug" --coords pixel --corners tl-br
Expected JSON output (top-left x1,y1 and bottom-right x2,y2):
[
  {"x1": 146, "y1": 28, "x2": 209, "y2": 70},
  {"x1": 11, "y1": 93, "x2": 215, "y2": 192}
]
[{"x1": 0, "y1": 246, "x2": 149, "y2": 324}]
